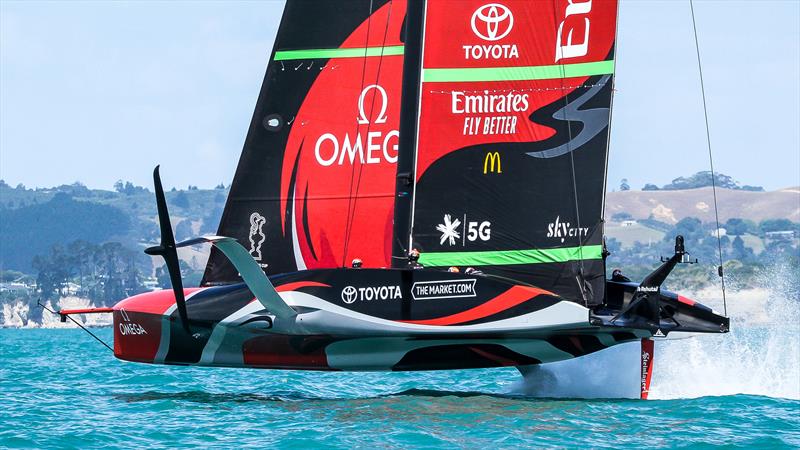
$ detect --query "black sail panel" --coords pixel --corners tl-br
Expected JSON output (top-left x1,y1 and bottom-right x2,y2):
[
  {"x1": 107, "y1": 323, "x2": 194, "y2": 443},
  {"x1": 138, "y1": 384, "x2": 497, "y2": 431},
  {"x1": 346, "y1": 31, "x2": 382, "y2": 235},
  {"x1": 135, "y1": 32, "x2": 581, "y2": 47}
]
[
  {"x1": 203, "y1": 0, "x2": 408, "y2": 285},
  {"x1": 410, "y1": 0, "x2": 618, "y2": 304}
]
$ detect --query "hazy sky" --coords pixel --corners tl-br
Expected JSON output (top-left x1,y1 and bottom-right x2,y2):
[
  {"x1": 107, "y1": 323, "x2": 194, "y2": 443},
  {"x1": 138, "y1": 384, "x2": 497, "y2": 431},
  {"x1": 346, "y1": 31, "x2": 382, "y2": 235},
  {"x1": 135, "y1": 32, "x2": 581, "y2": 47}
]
[{"x1": 1, "y1": 0, "x2": 798, "y2": 191}]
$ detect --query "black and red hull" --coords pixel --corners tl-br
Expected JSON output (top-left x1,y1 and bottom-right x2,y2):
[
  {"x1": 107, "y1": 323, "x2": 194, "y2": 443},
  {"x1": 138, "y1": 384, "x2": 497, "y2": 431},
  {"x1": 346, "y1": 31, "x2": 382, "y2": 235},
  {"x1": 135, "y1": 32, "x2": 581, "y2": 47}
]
[{"x1": 110, "y1": 268, "x2": 727, "y2": 371}]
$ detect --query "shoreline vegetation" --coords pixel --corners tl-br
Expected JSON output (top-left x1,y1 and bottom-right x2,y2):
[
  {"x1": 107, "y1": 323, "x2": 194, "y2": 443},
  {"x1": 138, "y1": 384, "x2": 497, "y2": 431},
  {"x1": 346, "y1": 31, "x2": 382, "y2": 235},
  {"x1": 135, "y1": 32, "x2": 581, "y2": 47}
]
[{"x1": 2, "y1": 172, "x2": 798, "y2": 328}]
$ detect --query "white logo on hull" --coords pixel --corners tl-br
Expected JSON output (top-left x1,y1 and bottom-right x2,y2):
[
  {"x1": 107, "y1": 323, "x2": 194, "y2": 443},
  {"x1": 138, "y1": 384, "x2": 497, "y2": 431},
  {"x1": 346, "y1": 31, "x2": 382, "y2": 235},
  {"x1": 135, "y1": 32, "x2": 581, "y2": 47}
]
[
  {"x1": 412, "y1": 279, "x2": 477, "y2": 300},
  {"x1": 636, "y1": 286, "x2": 659, "y2": 293},
  {"x1": 341, "y1": 285, "x2": 402, "y2": 304},
  {"x1": 118, "y1": 308, "x2": 147, "y2": 335}
]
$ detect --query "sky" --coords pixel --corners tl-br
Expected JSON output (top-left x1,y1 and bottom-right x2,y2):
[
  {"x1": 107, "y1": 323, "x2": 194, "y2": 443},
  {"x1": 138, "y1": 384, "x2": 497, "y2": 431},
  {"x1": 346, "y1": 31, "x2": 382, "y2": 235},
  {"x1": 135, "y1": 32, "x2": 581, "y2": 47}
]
[{"x1": 1, "y1": 0, "x2": 798, "y2": 191}]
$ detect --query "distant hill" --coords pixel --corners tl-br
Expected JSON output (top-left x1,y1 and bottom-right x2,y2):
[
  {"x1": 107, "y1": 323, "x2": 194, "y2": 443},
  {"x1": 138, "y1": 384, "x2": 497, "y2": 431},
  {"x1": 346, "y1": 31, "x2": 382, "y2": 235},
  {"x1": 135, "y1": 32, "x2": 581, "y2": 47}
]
[
  {"x1": 1, "y1": 181, "x2": 798, "y2": 276},
  {"x1": 605, "y1": 187, "x2": 800, "y2": 224},
  {"x1": 0, "y1": 181, "x2": 227, "y2": 273}
]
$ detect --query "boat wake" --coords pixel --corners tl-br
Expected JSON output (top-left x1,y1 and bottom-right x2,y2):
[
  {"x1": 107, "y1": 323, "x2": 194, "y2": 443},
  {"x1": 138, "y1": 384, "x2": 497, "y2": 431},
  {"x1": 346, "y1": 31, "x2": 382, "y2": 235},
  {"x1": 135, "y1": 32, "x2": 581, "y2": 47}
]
[{"x1": 511, "y1": 274, "x2": 800, "y2": 400}]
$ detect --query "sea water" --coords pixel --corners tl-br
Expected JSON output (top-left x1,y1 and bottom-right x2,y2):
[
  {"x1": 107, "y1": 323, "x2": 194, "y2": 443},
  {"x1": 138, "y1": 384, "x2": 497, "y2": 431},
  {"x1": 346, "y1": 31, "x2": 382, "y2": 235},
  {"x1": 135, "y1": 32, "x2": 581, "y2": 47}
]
[{"x1": 1, "y1": 288, "x2": 798, "y2": 448}]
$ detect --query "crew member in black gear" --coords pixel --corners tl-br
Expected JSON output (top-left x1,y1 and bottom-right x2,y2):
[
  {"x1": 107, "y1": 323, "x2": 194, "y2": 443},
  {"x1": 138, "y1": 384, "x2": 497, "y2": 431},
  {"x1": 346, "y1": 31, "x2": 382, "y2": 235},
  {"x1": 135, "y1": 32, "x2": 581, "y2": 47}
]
[
  {"x1": 351, "y1": 258, "x2": 363, "y2": 268},
  {"x1": 408, "y1": 249, "x2": 423, "y2": 269},
  {"x1": 611, "y1": 268, "x2": 631, "y2": 282}
]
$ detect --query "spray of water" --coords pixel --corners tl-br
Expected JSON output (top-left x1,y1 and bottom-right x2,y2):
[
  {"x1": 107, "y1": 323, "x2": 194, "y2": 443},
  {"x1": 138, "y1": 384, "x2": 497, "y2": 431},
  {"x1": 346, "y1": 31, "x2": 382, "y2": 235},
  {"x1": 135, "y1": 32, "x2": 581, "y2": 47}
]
[{"x1": 511, "y1": 266, "x2": 800, "y2": 400}]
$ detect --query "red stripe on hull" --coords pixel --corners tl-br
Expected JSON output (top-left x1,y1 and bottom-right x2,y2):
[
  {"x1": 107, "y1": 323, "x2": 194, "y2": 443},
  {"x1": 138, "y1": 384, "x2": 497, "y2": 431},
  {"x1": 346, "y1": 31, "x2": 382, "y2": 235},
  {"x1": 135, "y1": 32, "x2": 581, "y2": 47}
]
[
  {"x1": 59, "y1": 307, "x2": 113, "y2": 315},
  {"x1": 275, "y1": 281, "x2": 331, "y2": 292},
  {"x1": 242, "y1": 335, "x2": 331, "y2": 369},
  {"x1": 114, "y1": 288, "x2": 202, "y2": 315},
  {"x1": 640, "y1": 338, "x2": 655, "y2": 400}
]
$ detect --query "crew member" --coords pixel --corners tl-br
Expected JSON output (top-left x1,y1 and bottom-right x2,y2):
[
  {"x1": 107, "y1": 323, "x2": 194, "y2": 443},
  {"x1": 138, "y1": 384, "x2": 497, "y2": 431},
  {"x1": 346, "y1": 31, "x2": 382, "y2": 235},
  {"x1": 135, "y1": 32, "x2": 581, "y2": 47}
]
[
  {"x1": 611, "y1": 268, "x2": 631, "y2": 282},
  {"x1": 408, "y1": 249, "x2": 423, "y2": 270},
  {"x1": 448, "y1": 267, "x2": 460, "y2": 273},
  {"x1": 351, "y1": 258, "x2": 363, "y2": 269}
]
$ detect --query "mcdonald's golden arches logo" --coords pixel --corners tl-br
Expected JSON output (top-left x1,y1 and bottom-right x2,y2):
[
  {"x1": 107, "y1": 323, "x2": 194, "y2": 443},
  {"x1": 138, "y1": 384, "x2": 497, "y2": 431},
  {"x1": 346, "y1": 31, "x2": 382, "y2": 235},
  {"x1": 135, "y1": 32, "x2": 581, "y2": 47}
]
[{"x1": 483, "y1": 151, "x2": 502, "y2": 174}]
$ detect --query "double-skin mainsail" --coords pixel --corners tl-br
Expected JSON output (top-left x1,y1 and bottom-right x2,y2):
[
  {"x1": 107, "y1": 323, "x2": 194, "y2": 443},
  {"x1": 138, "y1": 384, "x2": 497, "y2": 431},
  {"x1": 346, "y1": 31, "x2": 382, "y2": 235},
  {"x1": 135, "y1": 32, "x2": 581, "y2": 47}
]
[{"x1": 204, "y1": 0, "x2": 618, "y2": 306}]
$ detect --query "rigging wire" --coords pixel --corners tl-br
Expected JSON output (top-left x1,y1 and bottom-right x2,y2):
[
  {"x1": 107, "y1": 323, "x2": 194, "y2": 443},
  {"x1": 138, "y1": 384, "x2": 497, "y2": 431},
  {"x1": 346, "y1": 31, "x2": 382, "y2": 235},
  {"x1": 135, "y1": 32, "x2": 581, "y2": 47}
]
[
  {"x1": 342, "y1": 0, "x2": 394, "y2": 266},
  {"x1": 690, "y1": 0, "x2": 727, "y2": 316},
  {"x1": 342, "y1": 0, "x2": 376, "y2": 267},
  {"x1": 37, "y1": 299, "x2": 114, "y2": 352},
  {"x1": 550, "y1": 0, "x2": 587, "y2": 305}
]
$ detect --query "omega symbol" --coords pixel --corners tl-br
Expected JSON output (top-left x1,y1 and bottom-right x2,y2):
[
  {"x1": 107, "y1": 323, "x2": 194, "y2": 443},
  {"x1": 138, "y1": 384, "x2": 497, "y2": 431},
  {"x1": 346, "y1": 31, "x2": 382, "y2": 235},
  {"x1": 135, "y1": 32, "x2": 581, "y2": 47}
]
[{"x1": 357, "y1": 84, "x2": 388, "y2": 124}]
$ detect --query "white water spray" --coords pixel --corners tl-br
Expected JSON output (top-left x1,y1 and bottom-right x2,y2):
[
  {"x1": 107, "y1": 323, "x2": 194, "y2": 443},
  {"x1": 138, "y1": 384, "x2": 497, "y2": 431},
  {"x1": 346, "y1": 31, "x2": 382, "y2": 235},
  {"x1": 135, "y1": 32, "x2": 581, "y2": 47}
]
[{"x1": 512, "y1": 269, "x2": 800, "y2": 400}]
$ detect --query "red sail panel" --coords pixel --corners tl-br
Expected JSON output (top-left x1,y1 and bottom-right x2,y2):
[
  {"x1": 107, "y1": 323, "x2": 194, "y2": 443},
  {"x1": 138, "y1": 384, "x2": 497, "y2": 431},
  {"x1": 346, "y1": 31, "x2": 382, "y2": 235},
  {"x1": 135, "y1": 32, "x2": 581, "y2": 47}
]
[
  {"x1": 279, "y1": 1, "x2": 406, "y2": 270},
  {"x1": 416, "y1": 0, "x2": 617, "y2": 177},
  {"x1": 411, "y1": 0, "x2": 618, "y2": 303},
  {"x1": 205, "y1": 1, "x2": 409, "y2": 285}
]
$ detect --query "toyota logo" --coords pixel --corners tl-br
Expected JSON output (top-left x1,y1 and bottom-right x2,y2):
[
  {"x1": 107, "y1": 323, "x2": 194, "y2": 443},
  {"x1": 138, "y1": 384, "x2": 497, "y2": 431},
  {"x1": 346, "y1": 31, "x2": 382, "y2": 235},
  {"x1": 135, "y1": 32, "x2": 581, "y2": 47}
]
[
  {"x1": 341, "y1": 286, "x2": 358, "y2": 304},
  {"x1": 471, "y1": 3, "x2": 514, "y2": 41}
]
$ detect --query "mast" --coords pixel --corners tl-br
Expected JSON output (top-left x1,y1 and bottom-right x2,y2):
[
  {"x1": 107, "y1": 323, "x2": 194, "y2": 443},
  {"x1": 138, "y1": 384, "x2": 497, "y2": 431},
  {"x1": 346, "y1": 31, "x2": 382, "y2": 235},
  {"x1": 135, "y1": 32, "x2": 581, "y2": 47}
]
[{"x1": 391, "y1": 0, "x2": 426, "y2": 267}]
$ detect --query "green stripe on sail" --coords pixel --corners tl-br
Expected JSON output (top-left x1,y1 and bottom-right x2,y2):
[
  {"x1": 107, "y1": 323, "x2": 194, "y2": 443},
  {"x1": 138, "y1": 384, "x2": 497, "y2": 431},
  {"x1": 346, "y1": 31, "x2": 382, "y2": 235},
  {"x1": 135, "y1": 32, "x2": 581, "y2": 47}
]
[
  {"x1": 274, "y1": 45, "x2": 405, "y2": 61},
  {"x1": 422, "y1": 60, "x2": 614, "y2": 83},
  {"x1": 418, "y1": 245, "x2": 603, "y2": 267}
]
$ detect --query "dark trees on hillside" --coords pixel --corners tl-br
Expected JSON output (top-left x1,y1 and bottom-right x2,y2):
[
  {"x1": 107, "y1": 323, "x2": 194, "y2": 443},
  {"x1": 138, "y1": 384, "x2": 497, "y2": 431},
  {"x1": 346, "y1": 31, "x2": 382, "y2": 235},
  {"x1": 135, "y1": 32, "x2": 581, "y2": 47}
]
[
  {"x1": 759, "y1": 219, "x2": 797, "y2": 234},
  {"x1": 32, "y1": 241, "x2": 147, "y2": 304},
  {"x1": 175, "y1": 219, "x2": 194, "y2": 241},
  {"x1": 724, "y1": 218, "x2": 754, "y2": 236},
  {"x1": 657, "y1": 171, "x2": 764, "y2": 191},
  {"x1": 114, "y1": 180, "x2": 149, "y2": 195},
  {"x1": 0, "y1": 193, "x2": 130, "y2": 272},
  {"x1": 173, "y1": 191, "x2": 190, "y2": 209}
]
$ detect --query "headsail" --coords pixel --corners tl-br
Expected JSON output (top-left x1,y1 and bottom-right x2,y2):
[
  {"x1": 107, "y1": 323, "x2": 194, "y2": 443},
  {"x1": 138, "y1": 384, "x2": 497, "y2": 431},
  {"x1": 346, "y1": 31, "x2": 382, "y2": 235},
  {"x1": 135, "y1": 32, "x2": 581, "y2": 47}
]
[
  {"x1": 204, "y1": 0, "x2": 408, "y2": 285},
  {"x1": 401, "y1": 0, "x2": 618, "y2": 303}
]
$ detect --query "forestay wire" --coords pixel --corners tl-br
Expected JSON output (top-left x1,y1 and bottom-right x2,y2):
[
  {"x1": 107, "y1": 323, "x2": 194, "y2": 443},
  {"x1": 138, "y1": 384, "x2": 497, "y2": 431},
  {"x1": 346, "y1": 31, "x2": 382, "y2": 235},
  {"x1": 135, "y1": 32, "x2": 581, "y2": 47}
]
[
  {"x1": 37, "y1": 299, "x2": 113, "y2": 352},
  {"x1": 690, "y1": 0, "x2": 727, "y2": 316}
]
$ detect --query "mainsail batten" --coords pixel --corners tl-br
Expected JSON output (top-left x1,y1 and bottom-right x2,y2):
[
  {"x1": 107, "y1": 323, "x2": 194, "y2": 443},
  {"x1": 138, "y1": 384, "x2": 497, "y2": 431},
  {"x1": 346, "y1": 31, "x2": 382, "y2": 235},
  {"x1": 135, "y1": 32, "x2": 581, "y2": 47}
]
[
  {"x1": 274, "y1": 46, "x2": 406, "y2": 60},
  {"x1": 422, "y1": 60, "x2": 614, "y2": 83}
]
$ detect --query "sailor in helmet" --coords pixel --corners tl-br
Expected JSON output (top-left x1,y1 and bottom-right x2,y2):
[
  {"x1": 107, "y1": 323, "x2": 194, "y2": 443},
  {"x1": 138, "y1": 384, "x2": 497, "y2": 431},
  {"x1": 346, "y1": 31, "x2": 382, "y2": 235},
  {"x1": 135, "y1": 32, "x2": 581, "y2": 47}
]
[
  {"x1": 408, "y1": 249, "x2": 423, "y2": 269},
  {"x1": 351, "y1": 258, "x2": 363, "y2": 269},
  {"x1": 611, "y1": 268, "x2": 631, "y2": 282}
]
